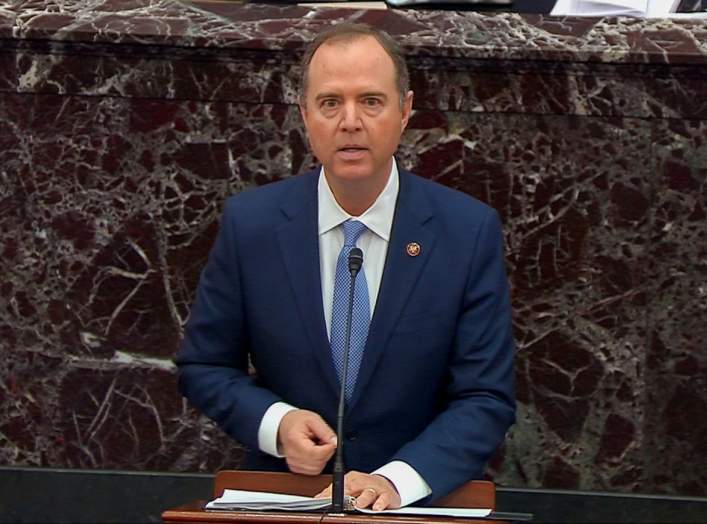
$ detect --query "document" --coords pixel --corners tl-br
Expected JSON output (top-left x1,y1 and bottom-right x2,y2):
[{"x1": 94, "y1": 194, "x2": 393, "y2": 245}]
[
  {"x1": 206, "y1": 489, "x2": 492, "y2": 518},
  {"x1": 551, "y1": 0, "x2": 683, "y2": 16},
  {"x1": 387, "y1": 0, "x2": 512, "y2": 6},
  {"x1": 297, "y1": 1, "x2": 388, "y2": 8},
  {"x1": 206, "y1": 490, "x2": 337, "y2": 511}
]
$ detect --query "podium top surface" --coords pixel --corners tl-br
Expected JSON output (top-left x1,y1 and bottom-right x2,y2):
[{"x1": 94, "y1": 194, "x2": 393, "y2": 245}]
[
  {"x1": 162, "y1": 500, "x2": 510, "y2": 524},
  {"x1": 2, "y1": 0, "x2": 706, "y2": 66}
]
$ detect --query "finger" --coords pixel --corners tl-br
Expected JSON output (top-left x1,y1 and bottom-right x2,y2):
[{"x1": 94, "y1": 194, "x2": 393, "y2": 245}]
[
  {"x1": 305, "y1": 415, "x2": 337, "y2": 446},
  {"x1": 372, "y1": 476, "x2": 401, "y2": 509},
  {"x1": 354, "y1": 487, "x2": 379, "y2": 509},
  {"x1": 287, "y1": 462, "x2": 316, "y2": 475},
  {"x1": 286, "y1": 442, "x2": 336, "y2": 476},
  {"x1": 288, "y1": 427, "x2": 334, "y2": 455},
  {"x1": 311, "y1": 440, "x2": 337, "y2": 459},
  {"x1": 295, "y1": 445, "x2": 335, "y2": 469},
  {"x1": 372, "y1": 492, "x2": 392, "y2": 512},
  {"x1": 287, "y1": 455, "x2": 328, "y2": 475},
  {"x1": 314, "y1": 484, "x2": 332, "y2": 499},
  {"x1": 280, "y1": 412, "x2": 318, "y2": 452},
  {"x1": 290, "y1": 446, "x2": 334, "y2": 476}
]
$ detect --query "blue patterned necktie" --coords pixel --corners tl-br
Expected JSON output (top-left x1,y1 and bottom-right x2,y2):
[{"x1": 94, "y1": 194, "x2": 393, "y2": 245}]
[{"x1": 330, "y1": 219, "x2": 370, "y2": 402}]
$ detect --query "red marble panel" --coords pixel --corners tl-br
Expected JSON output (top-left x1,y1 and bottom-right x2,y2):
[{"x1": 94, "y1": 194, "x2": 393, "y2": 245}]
[
  {"x1": 6, "y1": 0, "x2": 707, "y2": 64},
  {"x1": 0, "y1": 89, "x2": 309, "y2": 472},
  {"x1": 8, "y1": 45, "x2": 297, "y2": 103},
  {"x1": 411, "y1": 60, "x2": 707, "y2": 119},
  {"x1": 641, "y1": 119, "x2": 707, "y2": 496},
  {"x1": 57, "y1": 365, "x2": 243, "y2": 470},
  {"x1": 3, "y1": 2, "x2": 705, "y2": 120}
]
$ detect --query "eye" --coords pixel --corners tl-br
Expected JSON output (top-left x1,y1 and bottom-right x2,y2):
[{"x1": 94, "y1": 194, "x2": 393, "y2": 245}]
[
  {"x1": 321, "y1": 98, "x2": 339, "y2": 109},
  {"x1": 363, "y1": 97, "x2": 382, "y2": 107}
]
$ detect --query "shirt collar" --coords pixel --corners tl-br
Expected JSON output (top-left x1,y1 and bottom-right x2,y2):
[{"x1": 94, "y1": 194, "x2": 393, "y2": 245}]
[{"x1": 317, "y1": 160, "x2": 399, "y2": 242}]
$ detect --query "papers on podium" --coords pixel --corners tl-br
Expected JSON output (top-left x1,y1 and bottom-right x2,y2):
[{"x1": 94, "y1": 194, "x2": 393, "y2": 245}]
[
  {"x1": 551, "y1": 0, "x2": 684, "y2": 17},
  {"x1": 206, "y1": 489, "x2": 342, "y2": 511},
  {"x1": 297, "y1": 1, "x2": 388, "y2": 9},
  {"x1": 206, "y1": 489, "x2": 493, "y2": 518}
]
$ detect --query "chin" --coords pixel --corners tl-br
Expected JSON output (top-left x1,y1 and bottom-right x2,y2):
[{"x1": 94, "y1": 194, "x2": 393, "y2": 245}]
[{"x1": 329, "y1": 166, "x2": 376, "y2": 182}]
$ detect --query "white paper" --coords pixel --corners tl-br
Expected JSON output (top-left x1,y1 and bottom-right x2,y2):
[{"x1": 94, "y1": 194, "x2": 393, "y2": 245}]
[
  {"x1": 551, "y1": 0, "x2": 683, "y2": 17},
  {"x1": 213, "y1": 490, "x2": 311, "y2": 503},
  {"x1": 358, "y1": 506, "x2": 492, "y2": 518},
  {"x1": 206, "y1": 489, "x2": 334, "y2": 511},
  {"x1": 297, "y1": 1, "x2": 388, "y2": 8},
  {"x1": 206, "y1": 489, "x2": 492, "y2": 518}
]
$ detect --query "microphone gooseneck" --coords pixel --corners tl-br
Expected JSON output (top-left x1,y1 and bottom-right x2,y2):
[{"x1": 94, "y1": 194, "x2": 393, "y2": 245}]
[{"x1": 331, "y1": 247, "x2": 364, "y2": 513}]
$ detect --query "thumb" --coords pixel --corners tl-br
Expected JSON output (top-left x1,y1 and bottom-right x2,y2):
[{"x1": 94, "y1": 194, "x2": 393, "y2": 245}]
[{"x1": 306, "y1": 415, "x2": 337, "y2": 446}]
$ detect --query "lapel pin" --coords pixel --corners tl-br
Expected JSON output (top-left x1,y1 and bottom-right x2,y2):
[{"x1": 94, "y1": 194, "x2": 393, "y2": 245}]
[{"x1": 406, "y1": 242, "x2": 421, "y2": 257}]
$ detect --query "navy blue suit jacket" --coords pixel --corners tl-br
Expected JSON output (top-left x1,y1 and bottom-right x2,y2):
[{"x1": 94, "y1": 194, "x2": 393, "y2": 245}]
[{"x1": 176, "y1": 168, "x2": 516, "y2": 501}]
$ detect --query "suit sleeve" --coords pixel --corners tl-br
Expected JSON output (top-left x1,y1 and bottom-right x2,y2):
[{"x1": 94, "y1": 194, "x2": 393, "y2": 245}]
[
  {"x1": 175, "y1": 198, "x2": 280, "y2": 451},
  {"x1": 391, "y1": 209, "x2": 516, "y2": 501}
]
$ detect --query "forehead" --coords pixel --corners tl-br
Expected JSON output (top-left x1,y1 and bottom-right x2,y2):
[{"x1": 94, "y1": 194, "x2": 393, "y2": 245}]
[{"x1": 306, "y1": 35, "x2": 397, "y2": 93}]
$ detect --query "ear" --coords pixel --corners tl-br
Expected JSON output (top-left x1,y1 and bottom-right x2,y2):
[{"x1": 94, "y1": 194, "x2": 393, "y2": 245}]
[
  {"x1": 400, "y1": 90, "x2": 414, "y2": 132},
  {"x1": 299, "y1": 102, "x2": 308, "y2": 125}
]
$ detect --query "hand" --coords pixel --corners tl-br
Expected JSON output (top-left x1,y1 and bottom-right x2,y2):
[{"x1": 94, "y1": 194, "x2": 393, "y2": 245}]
[
  {"x1": 277, "y1": 409, "x2": 337, "y2": 475},
  {"x1": 315, "y1": 471, "x2": 402, "y2": 511}
]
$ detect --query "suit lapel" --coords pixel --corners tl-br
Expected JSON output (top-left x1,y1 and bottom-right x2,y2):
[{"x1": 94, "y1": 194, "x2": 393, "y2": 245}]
[
  {"x1": 276, "y1": 173, "x2": 342, "y2": 399},
  {"x1": 349, "y1": 172, "x2": 437, "y2": 408}
]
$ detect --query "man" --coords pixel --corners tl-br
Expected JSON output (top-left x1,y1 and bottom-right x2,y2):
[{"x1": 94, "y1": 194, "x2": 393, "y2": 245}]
[{"x1": 176, "y1": 24, "x2": 515, "y2": 510}]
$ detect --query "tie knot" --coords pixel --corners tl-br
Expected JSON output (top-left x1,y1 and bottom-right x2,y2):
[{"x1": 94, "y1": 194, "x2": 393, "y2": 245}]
[{"x1": 342, "y1": 220, "x2": 367, "y2": 247}]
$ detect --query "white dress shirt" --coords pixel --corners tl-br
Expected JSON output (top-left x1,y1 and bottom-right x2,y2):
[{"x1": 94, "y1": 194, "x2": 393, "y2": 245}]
[{"x1": 256, "y1": 161, "x2": 432, "y2": 507}]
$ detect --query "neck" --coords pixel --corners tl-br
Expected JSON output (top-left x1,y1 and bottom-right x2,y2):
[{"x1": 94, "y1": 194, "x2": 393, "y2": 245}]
[{"x1": 331, "y1": 187, "x2": 379, "y2": 216}]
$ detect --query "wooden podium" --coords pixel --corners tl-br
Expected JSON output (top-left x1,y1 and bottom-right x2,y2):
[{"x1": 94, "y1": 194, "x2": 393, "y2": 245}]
[{"x1": 162, "y1": 470, "x2": 502, "y2": 523}]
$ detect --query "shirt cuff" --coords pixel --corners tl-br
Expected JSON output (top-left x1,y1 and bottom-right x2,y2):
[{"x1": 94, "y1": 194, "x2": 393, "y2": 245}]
[
  {"x1": 373, "y1": 461, "x2": 432, "y2": 507},
  {"x1": 257, "y1": 401, "x2": 298, "y2": 458}
]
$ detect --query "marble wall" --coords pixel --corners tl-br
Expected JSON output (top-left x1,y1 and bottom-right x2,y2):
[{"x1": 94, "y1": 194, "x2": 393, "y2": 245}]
[{"x1": 1, "y1": 0, "x2": 705, "y2": 496}]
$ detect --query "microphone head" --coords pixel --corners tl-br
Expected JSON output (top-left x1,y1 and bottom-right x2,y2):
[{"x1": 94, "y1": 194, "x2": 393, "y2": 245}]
[{"x1": 348, "y1": 247, "x2": 363, "y2": 275}]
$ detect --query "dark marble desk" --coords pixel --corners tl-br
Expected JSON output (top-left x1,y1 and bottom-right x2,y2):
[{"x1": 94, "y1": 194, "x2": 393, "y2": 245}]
[{"x1": 0, "y1": 0, "x2": 705, "y2": 497}]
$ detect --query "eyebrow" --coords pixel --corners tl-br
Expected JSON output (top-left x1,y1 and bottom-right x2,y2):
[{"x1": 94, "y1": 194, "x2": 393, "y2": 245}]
[
  {"x1": 358, "y1": 91, "x2": 387, "y2": 99},
  {"x1": 314, "y1": 91, "x2": 388, "y2": 102},
  {"x1": 314, "y1": 92, "x2": 340, "y2": 102}
]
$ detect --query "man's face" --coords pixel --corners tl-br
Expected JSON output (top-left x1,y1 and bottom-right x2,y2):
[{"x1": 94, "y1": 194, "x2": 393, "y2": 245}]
[{"x1": 300, "y1": 35, "x2": 413, "y2": 189}]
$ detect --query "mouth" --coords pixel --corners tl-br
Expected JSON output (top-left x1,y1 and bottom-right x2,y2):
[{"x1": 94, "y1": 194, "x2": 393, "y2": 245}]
[{"x1": 338, "y1": 146, "x2": 368, "y2": 153}]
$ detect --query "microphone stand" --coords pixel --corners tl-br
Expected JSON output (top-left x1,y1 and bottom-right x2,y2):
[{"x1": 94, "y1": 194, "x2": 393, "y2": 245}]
[{"x1": 332, "y1": 247, "x2": 363, "y2": 513}]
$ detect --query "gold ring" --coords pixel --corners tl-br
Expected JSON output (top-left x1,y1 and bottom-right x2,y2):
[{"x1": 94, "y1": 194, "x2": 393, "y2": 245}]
[{"x1": 365, "y1": 487, "x2": 377, "y2": 496}]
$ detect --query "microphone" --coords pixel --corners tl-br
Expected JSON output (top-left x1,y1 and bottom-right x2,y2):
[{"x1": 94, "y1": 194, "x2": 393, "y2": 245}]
[
  {"x1": 348, "y1": 247, "x2": 363, "y2": 275},
  {"x1": 332, "y1": 247, "x2": 364, "y2": 513}
]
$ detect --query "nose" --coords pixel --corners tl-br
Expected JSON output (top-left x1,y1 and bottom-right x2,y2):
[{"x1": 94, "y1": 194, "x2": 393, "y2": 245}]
[{"x1": 339, "y1": 101, "x2": 362, "y2": 132}]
